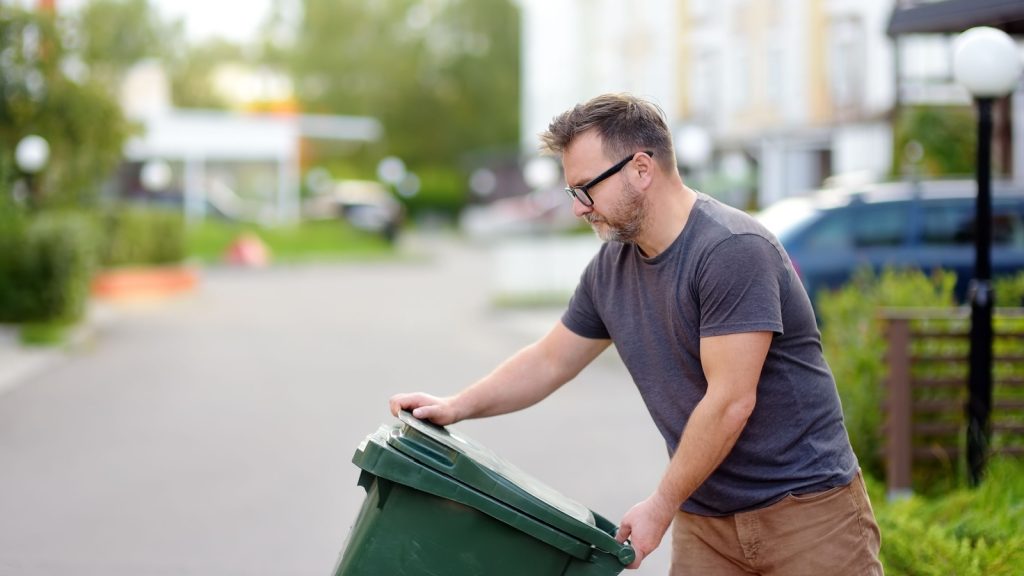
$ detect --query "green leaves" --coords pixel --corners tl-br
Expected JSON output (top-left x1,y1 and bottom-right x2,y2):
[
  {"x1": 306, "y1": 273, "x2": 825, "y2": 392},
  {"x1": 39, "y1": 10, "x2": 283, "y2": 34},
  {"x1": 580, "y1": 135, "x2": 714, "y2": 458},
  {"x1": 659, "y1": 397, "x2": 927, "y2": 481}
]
[
  {"x1": 0, "y1": 7, "x2": 132, "y2": 211},
  {"x1": 874, "y1": 459, "x2": 1024, "y2": 575},
  {"x1": 287, "y1": 0, "x2": 520, "y2": 167},
  {"x1": 0, "y1": 210, "x2": 97, "y2": 324},
  {"x1": 818, "y1": 267, "x2": 958, "y2": 478}
]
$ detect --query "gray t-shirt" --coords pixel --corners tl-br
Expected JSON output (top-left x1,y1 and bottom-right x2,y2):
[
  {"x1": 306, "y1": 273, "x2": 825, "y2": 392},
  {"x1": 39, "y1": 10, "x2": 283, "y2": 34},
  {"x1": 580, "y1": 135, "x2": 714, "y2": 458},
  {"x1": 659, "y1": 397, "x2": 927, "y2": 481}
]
[{"x1": 562, "y1": 193, "x2": 857, "y2": 516}]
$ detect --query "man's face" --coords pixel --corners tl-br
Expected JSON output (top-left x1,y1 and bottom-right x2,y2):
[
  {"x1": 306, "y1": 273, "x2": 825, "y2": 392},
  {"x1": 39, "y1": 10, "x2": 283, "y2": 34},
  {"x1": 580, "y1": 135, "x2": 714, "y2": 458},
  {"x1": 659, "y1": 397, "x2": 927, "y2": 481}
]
[{"x1": 562, "y1": 132, "x2": 648, "y2": 243}]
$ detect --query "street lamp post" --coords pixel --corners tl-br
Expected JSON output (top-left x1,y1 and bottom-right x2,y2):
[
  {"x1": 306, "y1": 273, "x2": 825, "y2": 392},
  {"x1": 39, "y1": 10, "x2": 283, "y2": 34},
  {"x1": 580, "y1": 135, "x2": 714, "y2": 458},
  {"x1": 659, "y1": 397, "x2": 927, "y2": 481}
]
[
  {"x1": 14, "y1": 134, "x2": 50, "y2": 209},
  {"x1": 952, "y1": 26, "x2": 1022, "y2": 486}
]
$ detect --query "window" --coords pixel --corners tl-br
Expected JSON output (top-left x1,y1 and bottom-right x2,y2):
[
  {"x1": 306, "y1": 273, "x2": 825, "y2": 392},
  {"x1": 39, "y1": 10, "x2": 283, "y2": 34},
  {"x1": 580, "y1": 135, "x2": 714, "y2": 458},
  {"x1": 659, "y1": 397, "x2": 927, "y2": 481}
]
[
  {"x1": 923, "y1": 201, "x2": 1024, "y2": 247},
  {"x1": 852, "y1": 203, "x2": 909, "y2": 247},
  {"x1": 828, "y1": 16, "x2": 866, "y2": 113},
  {"x1": 922, "y1": 202, "x2": 972, "y2": 245},
  {"x1": 805, "y1": 211, "x2": 851, "y2": 251}
]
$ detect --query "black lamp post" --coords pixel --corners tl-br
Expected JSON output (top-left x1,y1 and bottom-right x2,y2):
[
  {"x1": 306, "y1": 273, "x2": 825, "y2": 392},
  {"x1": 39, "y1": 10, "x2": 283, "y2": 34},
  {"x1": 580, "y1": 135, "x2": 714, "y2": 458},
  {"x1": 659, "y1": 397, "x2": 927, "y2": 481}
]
[{"x1": 952, "y1": 26, "x2": 1022, "y2": 486}]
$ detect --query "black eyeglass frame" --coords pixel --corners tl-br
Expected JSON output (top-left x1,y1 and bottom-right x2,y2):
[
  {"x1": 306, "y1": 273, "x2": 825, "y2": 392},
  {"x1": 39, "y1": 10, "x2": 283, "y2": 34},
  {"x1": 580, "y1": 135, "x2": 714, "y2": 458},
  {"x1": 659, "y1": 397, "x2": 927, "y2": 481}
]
[{"x1": 564, "y1": 150, "x2": 654, "y2": 207}]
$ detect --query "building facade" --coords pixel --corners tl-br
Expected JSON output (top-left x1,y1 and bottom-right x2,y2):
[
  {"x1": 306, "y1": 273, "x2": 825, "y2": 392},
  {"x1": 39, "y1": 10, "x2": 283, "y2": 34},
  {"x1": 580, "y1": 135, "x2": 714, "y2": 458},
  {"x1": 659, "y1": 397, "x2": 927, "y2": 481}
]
[{"x1": 519, "y1": 0, "x2": 1023, "y2": 208}]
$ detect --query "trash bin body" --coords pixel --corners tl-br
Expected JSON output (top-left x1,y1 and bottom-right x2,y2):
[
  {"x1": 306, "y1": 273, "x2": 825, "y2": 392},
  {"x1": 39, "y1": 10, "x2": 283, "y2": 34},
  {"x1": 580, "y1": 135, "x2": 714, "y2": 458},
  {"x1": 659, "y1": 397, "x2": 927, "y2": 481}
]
[
  {"x1": 334, "y1": 413, "x2": 634, "y2": 576},
  {"x1": 336, "y1": 476, "x2": 574, "y2": 575}
]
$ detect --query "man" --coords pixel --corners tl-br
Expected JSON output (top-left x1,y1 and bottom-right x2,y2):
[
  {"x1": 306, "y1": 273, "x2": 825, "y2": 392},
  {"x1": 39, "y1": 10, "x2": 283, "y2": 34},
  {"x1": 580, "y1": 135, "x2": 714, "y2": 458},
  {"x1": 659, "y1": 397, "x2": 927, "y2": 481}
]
[{"x1": 390, "y1": 93, "x2": 882, "y2": 575}]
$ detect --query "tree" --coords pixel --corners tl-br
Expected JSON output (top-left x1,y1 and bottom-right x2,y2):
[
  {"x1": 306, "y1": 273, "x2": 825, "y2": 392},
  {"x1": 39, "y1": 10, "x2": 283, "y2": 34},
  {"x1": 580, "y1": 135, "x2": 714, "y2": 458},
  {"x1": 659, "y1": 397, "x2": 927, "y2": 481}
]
[
  {"x1": 74, "y1": 0, "x2": 173, "y2": 84},
  {"x1": 892, "y1": 105, "x2": 977, "y2": 179},
  {"x1": 0, "y1": 6, "x2": 132, "y2": 209},
  {"x1": 280, "y1": 0, "x2": 521, "y2": 208},
  {"x1": 166, "y1": 38, "x2": 245, "y2": 109}
]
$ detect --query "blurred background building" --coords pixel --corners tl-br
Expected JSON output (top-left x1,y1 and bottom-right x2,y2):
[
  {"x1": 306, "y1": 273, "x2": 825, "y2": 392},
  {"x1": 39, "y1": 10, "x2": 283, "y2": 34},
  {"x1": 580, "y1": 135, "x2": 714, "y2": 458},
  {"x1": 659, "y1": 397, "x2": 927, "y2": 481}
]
[{"x1": 520, "y1": 0, "x2": 1024, "y2": 209}]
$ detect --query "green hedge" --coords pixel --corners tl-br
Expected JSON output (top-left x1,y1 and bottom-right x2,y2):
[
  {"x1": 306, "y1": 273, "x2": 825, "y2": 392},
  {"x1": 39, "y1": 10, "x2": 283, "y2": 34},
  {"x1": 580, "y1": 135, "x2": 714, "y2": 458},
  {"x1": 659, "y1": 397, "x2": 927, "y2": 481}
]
[
  {"x1": 871, "y1": 458, "x2": 1024, "y2": 575},
  {"x1": 817, "y1": 271, "x2": 1024, "y2": 573},
  {"x1": 0, "y1": 203, "x2": 183, "y2": 326},
  {"x1": 98, "y1": 206, "x2": 186, "y2": 267},
  {"x1": 399, "y1": 166, "x2": 466, "y2": 220},
  {"x1": 817, "y1": 268, "x2": 958, "y2": 479},
  {"x1": 0, "y1": 209, "x2": 98, "y2": 324},
  {"x1": 818, "y1": 268, "x2": 1024, "y2": 484}
]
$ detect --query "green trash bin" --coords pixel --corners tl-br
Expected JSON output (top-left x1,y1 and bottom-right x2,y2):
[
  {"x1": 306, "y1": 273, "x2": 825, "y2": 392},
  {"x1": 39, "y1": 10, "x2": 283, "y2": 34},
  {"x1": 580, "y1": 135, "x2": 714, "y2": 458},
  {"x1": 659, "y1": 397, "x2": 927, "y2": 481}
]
[{"x1": 334, "y1": 411, "x2": 635, "y2": 576}]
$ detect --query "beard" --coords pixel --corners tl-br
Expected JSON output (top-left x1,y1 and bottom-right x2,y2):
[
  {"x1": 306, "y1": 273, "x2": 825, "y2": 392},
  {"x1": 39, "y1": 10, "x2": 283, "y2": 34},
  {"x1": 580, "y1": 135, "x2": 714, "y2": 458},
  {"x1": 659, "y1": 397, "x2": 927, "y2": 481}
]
[{"x1": 585, "y1": 180, "x2": 648, "y2": 243}]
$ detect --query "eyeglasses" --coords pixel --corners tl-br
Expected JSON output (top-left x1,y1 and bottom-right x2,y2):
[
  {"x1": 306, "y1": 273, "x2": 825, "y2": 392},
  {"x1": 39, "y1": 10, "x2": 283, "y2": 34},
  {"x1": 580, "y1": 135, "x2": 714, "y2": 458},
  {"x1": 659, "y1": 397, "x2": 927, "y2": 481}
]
[{"x1": 565, "y1": 150, "x2": 654, "y2": 207}]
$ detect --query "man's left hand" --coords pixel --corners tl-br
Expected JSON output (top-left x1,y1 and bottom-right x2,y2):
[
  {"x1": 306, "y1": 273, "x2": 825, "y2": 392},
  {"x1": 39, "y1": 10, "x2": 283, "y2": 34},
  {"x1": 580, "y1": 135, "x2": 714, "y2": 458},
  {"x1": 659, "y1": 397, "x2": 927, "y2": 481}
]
[{"x1": 615, "y1": 492, "x2": 677, "y2": 569}]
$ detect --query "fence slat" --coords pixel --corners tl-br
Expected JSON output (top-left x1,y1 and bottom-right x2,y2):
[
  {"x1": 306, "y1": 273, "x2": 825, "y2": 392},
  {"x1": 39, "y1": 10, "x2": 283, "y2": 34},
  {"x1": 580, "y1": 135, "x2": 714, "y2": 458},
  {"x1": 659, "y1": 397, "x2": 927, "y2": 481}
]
[
  {"x1": 881, "y1": 308, "x2": 1024, "y2": 497},
  {"x1": 885, "y1": 318, "x2": 913, "y2": 499}
]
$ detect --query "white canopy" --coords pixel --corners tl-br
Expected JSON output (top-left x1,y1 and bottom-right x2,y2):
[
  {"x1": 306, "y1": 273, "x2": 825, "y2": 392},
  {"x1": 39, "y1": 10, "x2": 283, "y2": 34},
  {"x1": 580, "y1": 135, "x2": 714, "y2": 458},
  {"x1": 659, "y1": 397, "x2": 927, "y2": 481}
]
[{"x1": 123, "y1": 109, "x2": 382, "y2": 225}]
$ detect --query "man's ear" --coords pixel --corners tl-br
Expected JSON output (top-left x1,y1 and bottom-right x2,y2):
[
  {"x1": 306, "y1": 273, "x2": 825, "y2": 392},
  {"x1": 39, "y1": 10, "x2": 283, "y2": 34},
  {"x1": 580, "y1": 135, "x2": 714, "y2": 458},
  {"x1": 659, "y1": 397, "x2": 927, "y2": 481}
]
[{"x1": 633, "y1": 152, "x2": 655, "y2": 189}]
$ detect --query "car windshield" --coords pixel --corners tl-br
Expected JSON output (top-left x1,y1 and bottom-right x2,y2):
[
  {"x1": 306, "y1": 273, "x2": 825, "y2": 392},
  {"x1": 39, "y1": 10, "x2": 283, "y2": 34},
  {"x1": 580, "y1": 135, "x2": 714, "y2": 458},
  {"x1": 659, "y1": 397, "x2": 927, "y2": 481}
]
[{"x1": 754, "y1": 198, "x2": 821, "y2": 242}]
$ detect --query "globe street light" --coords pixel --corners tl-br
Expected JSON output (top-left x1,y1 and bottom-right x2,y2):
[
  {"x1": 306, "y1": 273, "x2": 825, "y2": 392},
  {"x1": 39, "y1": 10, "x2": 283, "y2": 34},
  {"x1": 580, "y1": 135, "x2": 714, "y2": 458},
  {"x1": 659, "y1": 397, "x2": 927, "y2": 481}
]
[
  {"x1": 141, "y1": 159, "x2": 173, "y2": 193},
  {"x1": 15, "y1": 134, "x2": 50, "y2": 207},
  {"x1": 952, "y1": 26, "x2": 1022, "y2": 486}
]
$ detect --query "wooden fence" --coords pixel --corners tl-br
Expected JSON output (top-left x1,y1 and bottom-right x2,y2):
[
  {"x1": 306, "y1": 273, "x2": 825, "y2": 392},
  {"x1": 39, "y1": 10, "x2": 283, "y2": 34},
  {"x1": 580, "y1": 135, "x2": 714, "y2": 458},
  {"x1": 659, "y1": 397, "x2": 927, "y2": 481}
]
[{"x1": 881, "y1": 308, "x2": 1024, "y2": 498}]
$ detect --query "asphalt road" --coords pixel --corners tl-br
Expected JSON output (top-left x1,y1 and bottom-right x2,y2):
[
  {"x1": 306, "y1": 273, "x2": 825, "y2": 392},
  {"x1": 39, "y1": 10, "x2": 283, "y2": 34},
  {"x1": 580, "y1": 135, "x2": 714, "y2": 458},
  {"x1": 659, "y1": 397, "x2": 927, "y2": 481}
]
[{"x1": 0, "y1": 234, "x2": 670, "y2": 576}]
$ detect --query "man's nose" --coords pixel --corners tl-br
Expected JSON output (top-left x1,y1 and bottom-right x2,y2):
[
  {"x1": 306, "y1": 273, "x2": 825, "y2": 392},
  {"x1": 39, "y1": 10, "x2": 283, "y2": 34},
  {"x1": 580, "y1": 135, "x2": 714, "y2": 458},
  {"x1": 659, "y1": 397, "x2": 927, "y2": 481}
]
[{"x1": 572, "y1": 197, "x2": 593, "y2": 218}]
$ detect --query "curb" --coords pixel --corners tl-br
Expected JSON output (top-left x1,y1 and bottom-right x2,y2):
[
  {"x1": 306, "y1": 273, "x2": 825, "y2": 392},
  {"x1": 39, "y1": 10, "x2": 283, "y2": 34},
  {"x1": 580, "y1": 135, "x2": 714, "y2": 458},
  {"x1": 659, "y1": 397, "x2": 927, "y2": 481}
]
[
  {"x1": 0, "y1": 303, "x2": 116, "y2": 398},
  {"x1": 91, "y1": 266, "x2": 199, "y2": 301}
]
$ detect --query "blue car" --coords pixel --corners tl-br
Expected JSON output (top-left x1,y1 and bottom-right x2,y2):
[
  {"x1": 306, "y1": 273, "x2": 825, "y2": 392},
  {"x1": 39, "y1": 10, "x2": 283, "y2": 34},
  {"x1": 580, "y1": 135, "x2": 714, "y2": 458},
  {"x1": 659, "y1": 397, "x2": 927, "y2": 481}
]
[{"x1": 755, "y1": 180, "x2": 1024, "y2": 304}]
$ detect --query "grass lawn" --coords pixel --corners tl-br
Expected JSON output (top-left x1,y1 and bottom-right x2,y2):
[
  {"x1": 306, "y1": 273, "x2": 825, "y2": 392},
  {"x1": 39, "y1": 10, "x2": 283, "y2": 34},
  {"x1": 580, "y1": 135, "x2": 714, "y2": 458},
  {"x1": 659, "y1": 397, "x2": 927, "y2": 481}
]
[{"x1": 185, "y1": 219, "x2": 397, "y2": 264}]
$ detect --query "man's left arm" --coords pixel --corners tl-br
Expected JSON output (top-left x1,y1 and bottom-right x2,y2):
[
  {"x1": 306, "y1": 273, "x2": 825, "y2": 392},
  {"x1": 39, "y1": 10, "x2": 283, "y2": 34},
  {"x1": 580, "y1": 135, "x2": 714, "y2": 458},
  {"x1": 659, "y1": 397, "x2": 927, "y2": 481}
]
[{"x1": 615, "y1": 331, "x2": 772, "y2": 569}]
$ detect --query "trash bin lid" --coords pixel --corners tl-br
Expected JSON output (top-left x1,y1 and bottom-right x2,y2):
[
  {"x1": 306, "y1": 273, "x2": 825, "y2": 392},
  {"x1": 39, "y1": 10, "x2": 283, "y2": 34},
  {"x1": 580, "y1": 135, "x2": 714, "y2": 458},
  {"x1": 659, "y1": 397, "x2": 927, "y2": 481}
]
[
  {"x1": 391, "y1": 411, "x2": 596, "y2": 527},
  {"x1": 352, "y1": 412, "x2": 636, "y2": 567}
]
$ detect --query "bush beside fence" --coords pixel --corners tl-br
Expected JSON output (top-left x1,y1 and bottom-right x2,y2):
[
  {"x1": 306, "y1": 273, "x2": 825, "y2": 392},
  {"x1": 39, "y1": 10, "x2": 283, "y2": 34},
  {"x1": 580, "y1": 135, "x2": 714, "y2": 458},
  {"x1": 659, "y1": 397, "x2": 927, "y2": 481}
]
[{"x1": 0, "y1": 210, "x2": 98, "y2": 324}]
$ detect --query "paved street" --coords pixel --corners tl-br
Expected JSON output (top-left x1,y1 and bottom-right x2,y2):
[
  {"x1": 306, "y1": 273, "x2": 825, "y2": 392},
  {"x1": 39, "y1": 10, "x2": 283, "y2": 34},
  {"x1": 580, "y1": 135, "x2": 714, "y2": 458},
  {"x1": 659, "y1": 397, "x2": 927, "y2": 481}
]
[{"x1": 0, "y1": 235, "x2": 670, "y2": 576}]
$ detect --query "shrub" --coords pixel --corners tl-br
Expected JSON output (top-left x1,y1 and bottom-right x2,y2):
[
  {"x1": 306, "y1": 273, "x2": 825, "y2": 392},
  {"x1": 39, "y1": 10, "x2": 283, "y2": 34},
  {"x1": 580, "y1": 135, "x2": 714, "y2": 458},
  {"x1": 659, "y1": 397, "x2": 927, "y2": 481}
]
[
  {"x1": 819, "y1": 267, "x2": 1024, "y2": 485},
  {"x1": 891, "y1": 105, "x2": 977, "y2": 178},
  {"x1": 399, "y1": 165, "x2": 466, "y2": 220},
  {"x1": 817, "y1": 267, "x2": 957, "y2": 478},
  {"x1": 994, "y1": 271, "x2": 1024, "y2": 306},
  {"x1": 872, "y1": 459, "x2": 1024, "y2": 575},
  {"x1": 0, "y1": 210, "x2": 98, "y2": 324},
  {"x1": 98, "y1": 206, "x2": 185, "y2": 267}
]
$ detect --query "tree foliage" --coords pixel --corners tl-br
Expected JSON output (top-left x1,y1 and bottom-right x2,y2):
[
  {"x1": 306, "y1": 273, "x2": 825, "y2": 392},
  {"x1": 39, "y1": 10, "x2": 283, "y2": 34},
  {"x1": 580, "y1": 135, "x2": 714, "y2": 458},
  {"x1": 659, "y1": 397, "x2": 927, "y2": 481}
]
[
  {"x1": 284, "y1": 0, "x2": 520, "y2": 170},
  {"x1": 0, "y1": 6, "x2": 132, "y2": 209},
  {"x1": 892, "y1": 105, "x2": 977, "y2": 178},
  {"x1": 74, "y1": 0, "x2": 173, "y2": 83},
  {"x1": 166, "y1": 38, "x2": 245, "y2": 109}
]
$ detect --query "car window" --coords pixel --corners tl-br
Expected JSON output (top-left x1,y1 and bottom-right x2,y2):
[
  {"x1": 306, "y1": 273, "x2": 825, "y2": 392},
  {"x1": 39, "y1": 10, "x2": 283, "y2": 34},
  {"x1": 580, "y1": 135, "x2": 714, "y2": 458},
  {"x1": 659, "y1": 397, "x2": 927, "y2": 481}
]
[
  {"x1": 851, "y1": 202, "x2": 909, "y2": 247},
  {"x1": 754, "y1": 197, "x2": 821, "y2": 243},
  {"x1": 993, "y1": 209, "x2": 1024, "y2": 246},
  {"x1": 803, "y1": 210, "x2": 851, "y2": 250},
  {"x1": 801, "y1": 202, "x2": 908, "y2": 250},
  {"x1": 922, "y1": 202, "x2": 973, "y2": 245},
  {"x1": 922, "y1": 201, "x2": 1024, "y2": 247}
]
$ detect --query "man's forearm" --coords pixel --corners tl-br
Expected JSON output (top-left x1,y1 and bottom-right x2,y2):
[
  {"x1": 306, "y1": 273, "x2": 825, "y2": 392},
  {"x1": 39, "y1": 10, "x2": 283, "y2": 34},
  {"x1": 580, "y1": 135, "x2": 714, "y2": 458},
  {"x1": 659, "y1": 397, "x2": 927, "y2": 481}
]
[
  {"x1": 392, "y1": 322, "x2": 609, "y2": 426},
  {"x1": 453, "y1": 340, "x2": 570, "y2": 420},
  {"x1": 655, "y1": 390, "x2": 754, "y2": 509}
]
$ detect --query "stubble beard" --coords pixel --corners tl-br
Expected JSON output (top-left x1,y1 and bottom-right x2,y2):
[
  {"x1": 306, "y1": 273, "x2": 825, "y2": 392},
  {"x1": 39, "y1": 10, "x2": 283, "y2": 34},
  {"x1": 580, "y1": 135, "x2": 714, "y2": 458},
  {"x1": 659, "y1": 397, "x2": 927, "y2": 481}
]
[{"x1": 585, "y1": 180, "x2": 648, "y2": 244}]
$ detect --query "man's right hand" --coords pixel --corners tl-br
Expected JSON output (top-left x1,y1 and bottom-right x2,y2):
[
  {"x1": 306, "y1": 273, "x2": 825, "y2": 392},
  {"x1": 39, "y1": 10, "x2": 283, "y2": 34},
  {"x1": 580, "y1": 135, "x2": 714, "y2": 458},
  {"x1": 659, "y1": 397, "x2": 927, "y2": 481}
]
[{"x1": 388, "y1": 392, "x2": 462, "y2": 426}]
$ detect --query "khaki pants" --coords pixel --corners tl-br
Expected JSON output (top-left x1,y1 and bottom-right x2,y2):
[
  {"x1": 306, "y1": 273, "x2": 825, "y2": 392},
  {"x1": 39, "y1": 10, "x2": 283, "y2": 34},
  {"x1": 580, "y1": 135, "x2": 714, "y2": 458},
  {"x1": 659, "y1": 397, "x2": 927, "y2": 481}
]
[{"x1": 670, "y1": 471, "x2": 883, "y2": 575}]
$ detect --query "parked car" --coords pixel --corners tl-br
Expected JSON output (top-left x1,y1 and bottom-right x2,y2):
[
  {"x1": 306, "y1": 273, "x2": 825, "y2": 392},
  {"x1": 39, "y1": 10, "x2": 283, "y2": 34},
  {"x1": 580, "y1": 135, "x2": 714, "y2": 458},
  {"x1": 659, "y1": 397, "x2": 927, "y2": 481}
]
[
  {"x1": 303, "y1": 180, "x2": 404, "y2": 243},
  {"x1": 459, "y1": 186, "x2": 583, "y2": 240},
  {"x1": 755, "y1": 179, "x2": 1024, "y2": 303}
]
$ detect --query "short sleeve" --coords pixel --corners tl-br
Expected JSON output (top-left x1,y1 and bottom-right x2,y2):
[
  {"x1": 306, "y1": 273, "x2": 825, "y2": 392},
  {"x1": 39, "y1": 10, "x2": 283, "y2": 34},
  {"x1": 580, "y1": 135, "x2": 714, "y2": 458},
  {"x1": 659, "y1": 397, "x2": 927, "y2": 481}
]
[
  {"x1": 697, "y1": 234, "x2": 786, "y2": 337},
  {"x1": 561, "y1": 260, "x2": 611, "y2": 340}
]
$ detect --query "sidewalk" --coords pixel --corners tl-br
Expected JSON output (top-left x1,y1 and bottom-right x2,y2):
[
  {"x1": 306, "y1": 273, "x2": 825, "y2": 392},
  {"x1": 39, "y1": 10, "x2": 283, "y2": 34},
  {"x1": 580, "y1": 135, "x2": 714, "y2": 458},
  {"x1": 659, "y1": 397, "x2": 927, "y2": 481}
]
[
  {"x1": 0, "y1": 304, "x2": 117, "y2": 397},
  {"x1": 0, "y1": 327, "x2": 64, "y2": 396}
]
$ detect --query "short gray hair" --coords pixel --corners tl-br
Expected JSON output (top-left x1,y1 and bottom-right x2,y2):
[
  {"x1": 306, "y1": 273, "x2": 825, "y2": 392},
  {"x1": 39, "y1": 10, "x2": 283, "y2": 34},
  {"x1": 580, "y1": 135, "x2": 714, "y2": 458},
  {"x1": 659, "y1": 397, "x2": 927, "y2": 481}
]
[{"x1": 539, "y1": 93, "x2": 676, "y2": 173}]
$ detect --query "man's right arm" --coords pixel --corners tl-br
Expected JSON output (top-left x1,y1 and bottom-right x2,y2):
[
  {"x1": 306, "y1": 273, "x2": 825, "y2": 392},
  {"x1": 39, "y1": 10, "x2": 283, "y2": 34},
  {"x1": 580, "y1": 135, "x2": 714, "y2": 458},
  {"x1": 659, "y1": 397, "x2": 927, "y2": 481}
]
[{"x1": 389, "y1": 321, "x2": 610, "y2": 425}]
